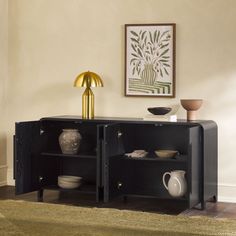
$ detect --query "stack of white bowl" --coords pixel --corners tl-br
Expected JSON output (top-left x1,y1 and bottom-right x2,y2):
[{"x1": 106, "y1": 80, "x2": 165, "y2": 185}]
[{"x1": 58, "y1": 175, "x2": 82, "y2": 189}]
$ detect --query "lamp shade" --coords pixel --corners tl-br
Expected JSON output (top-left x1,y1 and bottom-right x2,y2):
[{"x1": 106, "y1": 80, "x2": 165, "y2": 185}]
[{"x1": 74, "y1": 71, "x2": 103, "y2": 88}]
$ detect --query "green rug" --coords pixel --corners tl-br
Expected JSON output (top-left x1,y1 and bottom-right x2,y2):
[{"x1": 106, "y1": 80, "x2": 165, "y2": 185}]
[{"x1": 0, "y1": 200, "x2": 236, "y2": 236}]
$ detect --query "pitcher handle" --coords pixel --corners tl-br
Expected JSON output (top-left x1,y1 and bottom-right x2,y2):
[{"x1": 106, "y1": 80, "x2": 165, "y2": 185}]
[{"x1": 162, "y1": 172, "x2": 171, "y2": 190}]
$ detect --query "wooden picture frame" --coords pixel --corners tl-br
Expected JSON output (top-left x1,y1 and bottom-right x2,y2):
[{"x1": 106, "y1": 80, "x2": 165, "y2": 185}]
[{"x1": 125, "y1": 24, "x2": 176, "y2": 97}]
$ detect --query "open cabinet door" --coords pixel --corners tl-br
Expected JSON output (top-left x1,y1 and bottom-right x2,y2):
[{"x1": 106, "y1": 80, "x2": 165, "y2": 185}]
[
  {"x1": 103, "y1": 123, "x2": 125, "y2": 202},
  {"x1": 188, "y1": 126, "x2": 201, "y2": 208},
  {"x1": 15, "y1": 121, "x2": 41, "y2": 194}
]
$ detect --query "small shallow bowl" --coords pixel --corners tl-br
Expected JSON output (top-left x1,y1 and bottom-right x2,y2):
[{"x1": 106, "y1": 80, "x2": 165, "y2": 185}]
[
  {"x1": 147, "y1": 107, "x2": 172, "y2": 115},
  {"x1": 155, "y1": 150, "x2": 179, "y2": 158}
]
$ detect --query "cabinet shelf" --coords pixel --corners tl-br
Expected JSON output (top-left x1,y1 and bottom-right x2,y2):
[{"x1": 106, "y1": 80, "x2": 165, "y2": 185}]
[
  {"x1": 122, "y1": 193, "x2": 187, "y2": 201},
  {"x1": 123, "y1": 154, "x2": 187, "y2": 162},
  {"x1": 43, "y1": 184, "x2": 96, "y2": 194},
  {"x1": 41, "y1": 152, "x2": 96, "y2": 159}
]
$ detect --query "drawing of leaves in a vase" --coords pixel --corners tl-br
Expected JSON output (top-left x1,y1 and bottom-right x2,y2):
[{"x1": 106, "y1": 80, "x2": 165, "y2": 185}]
[{"x1": 130, "y1": 29, "x2": 171, "y2": 86}]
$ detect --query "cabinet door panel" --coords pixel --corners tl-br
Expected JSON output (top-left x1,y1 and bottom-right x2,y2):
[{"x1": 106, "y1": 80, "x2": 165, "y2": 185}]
[
  {"x1": 103, "y1": 124, "x2": 125, "y2": 202},
  {"x1": 188, "y1": 126, "x2": 201, "y2": 208},
  {"x1": 15, "y1": 121, "x2": 41, "y2": 194},
  {"x1": 96, "y1": 125, "x2": 104, "y2": 201},
  {"x1": 201, "y1": 122, "x2": 218, "y2": 203}
]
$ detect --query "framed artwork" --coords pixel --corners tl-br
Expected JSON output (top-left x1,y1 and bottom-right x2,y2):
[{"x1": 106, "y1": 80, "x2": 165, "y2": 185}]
[{"x1": 125, "y1": 24, "x2": 176, "y2": 97}]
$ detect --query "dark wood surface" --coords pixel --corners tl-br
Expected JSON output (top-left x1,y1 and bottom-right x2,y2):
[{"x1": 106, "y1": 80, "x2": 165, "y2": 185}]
[{"x1": 1, "y1": 186, "x2": 235, "y2": 218}]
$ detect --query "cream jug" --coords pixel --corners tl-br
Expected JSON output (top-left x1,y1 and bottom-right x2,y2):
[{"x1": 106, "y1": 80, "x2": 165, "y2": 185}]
[{"x1": 162, "y1": 170, "x2": 187, "y2": 197}]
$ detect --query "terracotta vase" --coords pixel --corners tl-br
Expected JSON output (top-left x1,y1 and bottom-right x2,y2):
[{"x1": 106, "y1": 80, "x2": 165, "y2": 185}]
[
  {"x1": 180, "y1": 99, "x2": 203, "y2": 121},
  {"x1": 59, "y1": 129, "x2": 82, "y2": 154}
]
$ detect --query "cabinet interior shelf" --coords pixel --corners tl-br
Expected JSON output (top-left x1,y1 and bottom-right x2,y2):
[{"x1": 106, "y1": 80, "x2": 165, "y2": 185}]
[
  {"x1": 122, "y1": 193, "x2": 187, "y2": 201},
  {"x1": 43, "y1": 184, "x2": 96, "y2": 194},
  {"x1": 41, "y1": 152, "x2": 96, "y2": 159},
  {"x1": 122, "y1": 154, "x2": 187, "y2": 162}
]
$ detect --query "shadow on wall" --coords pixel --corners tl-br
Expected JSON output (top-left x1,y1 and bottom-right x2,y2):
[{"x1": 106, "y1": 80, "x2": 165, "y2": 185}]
[
  {"x1": 13, "y1": 82, "x2": 80, "y2": 115},
  {"x1": 0, "y1": 132, "x2": 7, "y2": 185},
  {"x1": 25, "y1": 82, "x2": 107, "y2": 115}
]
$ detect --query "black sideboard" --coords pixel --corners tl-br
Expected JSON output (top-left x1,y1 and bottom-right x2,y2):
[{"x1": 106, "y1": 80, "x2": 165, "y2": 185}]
[{"x1": 14, "y1": 116, "x2": 217, "y2": 209}]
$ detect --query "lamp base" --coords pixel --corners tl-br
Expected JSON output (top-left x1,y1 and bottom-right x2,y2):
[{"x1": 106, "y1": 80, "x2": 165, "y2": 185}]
[{"x1": 82, "y1": 88, "x2": 94, "y2": 119}]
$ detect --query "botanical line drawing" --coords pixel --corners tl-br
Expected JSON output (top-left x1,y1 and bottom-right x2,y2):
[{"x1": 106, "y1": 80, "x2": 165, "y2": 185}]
[
  {"x1": 130, "y1": 29, "x2": 171, "y2": 83},
  {"x1": 125, "y1": 24, "x2": 175, "y2": 97}
]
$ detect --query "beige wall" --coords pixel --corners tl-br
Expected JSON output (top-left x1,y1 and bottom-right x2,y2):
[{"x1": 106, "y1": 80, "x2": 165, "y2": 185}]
[
  {"x1": 6, "y1": 0, "x2": 236, "y2": 201},
  {"x1": 0, "y1": 0, "x2": 8, "y2": 186}
]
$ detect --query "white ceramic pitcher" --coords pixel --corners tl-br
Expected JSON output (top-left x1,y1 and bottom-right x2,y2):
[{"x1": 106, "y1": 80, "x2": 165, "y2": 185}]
[{"x1": 162, "y1": 170, "x2": 187, "y2": 198}]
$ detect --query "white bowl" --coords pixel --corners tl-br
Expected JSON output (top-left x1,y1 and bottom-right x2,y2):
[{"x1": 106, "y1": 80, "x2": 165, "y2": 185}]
[
  {"x1": 58, "y1": 175, "x2": 82, "y2": 183},
  {"x1": 58, "y1": 175, "x2": 82, "y2": 189},
  {"x1": 58, "y1": 180, "x2": 81, "y2": 189}
]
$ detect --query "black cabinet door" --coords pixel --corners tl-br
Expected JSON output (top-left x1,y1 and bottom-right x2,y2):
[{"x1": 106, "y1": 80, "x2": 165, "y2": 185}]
[
  {"x1": 96, "y1": 124, "x2": 104, "y2": 202},
  {"x1": 188, "y1": 126, "x2": 201, "y2": 208},
  {"x1": 15, "y1": 121, "x2": 41, "y2": 194},
  {"x1": 103, "y1": 124, "x2": 125, "y2": 202}
]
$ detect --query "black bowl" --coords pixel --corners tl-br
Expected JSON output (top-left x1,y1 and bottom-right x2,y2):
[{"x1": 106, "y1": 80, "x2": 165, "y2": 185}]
[{"x1": 147, "y1": 107, "x2": 172, "y2": 115}]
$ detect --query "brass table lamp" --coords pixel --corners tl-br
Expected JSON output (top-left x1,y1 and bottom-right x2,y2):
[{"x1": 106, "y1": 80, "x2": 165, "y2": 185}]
[{"x1": 74, "y1": 71, "x2": 103, "y2": 119}]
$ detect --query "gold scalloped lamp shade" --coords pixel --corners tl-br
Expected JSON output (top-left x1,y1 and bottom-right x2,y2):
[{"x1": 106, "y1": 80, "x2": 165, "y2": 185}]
[
  {"x1": 74, "y1": 71, "x2": 103, "y2": 119},
  {"x1": 74, "y1": 71, "x2": 104, "y2": 88}
]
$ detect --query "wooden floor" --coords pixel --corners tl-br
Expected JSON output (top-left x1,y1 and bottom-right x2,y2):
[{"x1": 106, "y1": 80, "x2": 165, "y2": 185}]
[{"x1": 1, "y1": 186, "x2": 236, "y2": 219}]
